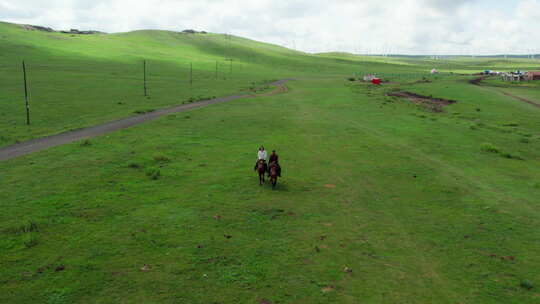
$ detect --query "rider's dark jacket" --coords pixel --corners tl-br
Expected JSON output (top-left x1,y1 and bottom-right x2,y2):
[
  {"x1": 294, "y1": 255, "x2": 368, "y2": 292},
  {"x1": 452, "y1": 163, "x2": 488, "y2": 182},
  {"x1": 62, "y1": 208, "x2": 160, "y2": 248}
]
[{"x1": 269, "y1": 154, "x2": 279, "y2": 164}]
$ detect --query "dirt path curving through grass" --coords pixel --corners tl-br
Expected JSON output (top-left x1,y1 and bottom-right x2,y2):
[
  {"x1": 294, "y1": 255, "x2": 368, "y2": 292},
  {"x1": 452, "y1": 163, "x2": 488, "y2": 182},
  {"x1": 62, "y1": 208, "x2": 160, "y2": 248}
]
[
  {"x1": 496, "y1": 90, "x2": 540, "y2": 108},
  {"x1": 470, "y1": 77, "x2": 540, "y2": 108},
  {"x1": 0, "y1": 79, "x2": 293, "y2": 161},
  {"x1": 250, "y1": 80, "x2": 290, "y2": 97}
]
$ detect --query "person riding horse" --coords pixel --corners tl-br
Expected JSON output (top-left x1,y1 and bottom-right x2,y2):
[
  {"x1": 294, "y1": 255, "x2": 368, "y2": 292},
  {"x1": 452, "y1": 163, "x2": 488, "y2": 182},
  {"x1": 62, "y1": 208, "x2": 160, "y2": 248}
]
[
  {"x1": 254, "y1": 146, "x2": 268, "y2": 173},
  {"x1": 268, "y1": 150, "x2": 281, "y2": 177}
]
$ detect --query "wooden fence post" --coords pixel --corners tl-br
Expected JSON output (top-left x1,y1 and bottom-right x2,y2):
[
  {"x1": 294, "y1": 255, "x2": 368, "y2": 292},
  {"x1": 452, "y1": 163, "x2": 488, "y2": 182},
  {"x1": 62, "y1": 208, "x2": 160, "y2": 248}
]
[{"x1": 22, "y1": 60, "x2": 30, "y2": 125}]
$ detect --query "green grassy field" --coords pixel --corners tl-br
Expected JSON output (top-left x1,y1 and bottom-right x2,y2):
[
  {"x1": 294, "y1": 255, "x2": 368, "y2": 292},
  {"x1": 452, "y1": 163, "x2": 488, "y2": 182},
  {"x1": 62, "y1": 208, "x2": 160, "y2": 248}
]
[{"x1": 1, "y1": 22, "x2": 540, "y2": 303}]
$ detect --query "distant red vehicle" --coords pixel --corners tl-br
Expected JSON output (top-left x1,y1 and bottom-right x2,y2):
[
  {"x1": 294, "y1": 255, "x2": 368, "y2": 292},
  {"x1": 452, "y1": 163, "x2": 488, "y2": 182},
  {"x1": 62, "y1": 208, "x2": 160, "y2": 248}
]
[{"x1": 372, "y1": 78, "x2": 381, "y2": 85}]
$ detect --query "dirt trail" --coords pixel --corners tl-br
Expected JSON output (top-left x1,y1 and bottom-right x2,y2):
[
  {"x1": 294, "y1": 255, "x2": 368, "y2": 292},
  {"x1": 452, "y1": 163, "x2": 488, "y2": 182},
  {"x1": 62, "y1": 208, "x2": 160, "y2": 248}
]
[
  {"x1": 470, "y1": 77, "x2": 540, "y2": 108},
  {"x1": 250, "y1": 81, "x2": 289, "y2": 97},
  {"x1": 0, "y1": 79, "x2": 293, "y2": 161},
  {"x1": 387, "y1": 91, "x2": 457, "y2": 112},
  {"x1": 496, "y1": 90, "x2": 540, "y2": 108}
]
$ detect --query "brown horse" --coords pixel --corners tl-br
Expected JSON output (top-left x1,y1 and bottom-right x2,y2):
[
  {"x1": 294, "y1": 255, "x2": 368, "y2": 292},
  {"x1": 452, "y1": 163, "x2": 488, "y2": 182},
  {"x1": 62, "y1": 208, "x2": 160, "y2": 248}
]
[
  {"x1": 269, "y1": 162, "x2": 278, "y2": 189},
  {"x1": 257, "y1": 159, "x2": 267, "y2": 185}
]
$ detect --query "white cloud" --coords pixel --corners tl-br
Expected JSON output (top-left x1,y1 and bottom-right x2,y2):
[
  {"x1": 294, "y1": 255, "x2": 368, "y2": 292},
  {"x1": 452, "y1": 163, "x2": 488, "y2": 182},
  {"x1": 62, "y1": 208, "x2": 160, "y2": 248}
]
[{"x1": 0, "y1": 0, "x2": 538, "y2": 54}]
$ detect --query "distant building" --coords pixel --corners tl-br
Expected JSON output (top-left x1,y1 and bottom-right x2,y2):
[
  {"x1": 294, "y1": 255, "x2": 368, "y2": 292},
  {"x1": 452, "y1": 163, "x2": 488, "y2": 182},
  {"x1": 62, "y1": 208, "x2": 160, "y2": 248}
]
[
  {"x1": 431, "y1": 69, "x2": 439, "y2": 74},
  {"x1": 363, "y1": 74, "x2": 377, "y2": 81},
  {"x1": 526, "y1": 71, "x2": 540, "y2": 81}
]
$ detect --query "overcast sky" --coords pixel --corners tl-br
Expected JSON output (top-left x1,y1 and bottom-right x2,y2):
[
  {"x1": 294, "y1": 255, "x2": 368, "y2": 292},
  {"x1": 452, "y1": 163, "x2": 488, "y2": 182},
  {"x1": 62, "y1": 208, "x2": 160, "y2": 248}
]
[{"x1": 1, "y1": 0, "x2": 539, "y2": 55}]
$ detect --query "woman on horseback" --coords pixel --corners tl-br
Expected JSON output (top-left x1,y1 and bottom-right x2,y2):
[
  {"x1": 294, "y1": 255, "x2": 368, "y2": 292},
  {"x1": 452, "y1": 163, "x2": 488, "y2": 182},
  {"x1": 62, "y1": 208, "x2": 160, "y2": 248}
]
[{"x1": 254, "y1": 146, "x2": 268, "y2": 172}]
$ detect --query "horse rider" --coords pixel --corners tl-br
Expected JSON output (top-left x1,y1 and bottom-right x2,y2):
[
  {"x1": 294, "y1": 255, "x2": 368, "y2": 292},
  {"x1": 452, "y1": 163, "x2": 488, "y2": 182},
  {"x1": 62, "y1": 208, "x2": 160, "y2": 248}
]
[
  {"x1": 268, "y1": 150, "x2": 281, "y2": 177},
  {"x1": 254, "y1": 146, "x2": 268, "y2": 172}
]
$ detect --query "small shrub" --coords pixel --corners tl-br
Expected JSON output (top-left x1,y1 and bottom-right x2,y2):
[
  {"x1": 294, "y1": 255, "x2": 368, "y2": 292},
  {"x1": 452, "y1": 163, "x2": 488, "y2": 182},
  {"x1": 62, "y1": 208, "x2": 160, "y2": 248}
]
[
  {"x1": 521, "y1": 280, "x2": 534, "y2": 290},
  {"x1": 23, "y1": 233, "x2": 38, "y2": 248},
  {"x1": 80, "y1": 139, "x2": 92, "y2": 147},
  {"x1": 481, "y1": 143, "x2": 499, "y2": 154},
  {"x1": 502, "y1": 123, "x2": 519, "y2": 127},
  {"x1": 146, "y1": 168, "x2": 161, "y2": 180},
  {"x1": 501, "y1": 152, "x2": 512, "y2": 159},
  {"x1": 520, "y1": 138, "x2": 530, "y2": 144},
  {"x1": 19, "y1": 221, "x2": 39, "y2": 233},
  {"x1": 134, "y1": 109, "x2": 155, "y2": 114},
  {"x1": 153, "y1": 154, "x2": 170, "y2": 163},
  {"x1": 128, "y1": 162, "x2": 141, "y2": 169},
  {"x1": 501, "y1": 153, "x2": 524, "y2": 160},
  {"x1": 347, "y1": 77, "x2": 356, "y2": 81}
]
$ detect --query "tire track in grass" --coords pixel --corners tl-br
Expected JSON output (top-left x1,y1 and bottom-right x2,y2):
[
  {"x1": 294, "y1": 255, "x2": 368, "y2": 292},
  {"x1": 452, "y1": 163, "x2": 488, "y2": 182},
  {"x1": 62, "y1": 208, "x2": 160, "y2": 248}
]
[{"x1": 470, "y1": 77, "x2": 540, "y2": 108}]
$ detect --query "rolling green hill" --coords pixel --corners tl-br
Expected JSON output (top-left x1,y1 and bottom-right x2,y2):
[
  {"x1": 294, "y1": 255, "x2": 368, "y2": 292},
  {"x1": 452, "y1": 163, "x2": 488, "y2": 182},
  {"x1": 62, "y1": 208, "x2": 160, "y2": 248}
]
[{"x1": 0, "y1": 21, "x2": 359, "y2": 146}]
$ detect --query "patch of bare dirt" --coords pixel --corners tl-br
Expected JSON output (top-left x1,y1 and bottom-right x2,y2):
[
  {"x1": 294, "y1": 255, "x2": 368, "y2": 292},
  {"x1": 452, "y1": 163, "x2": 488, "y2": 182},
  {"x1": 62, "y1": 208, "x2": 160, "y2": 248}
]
[
  {"x1": 387, "y1": 91, "x2": 457, "y2": 112},
  {"x1": 251, "y1": 82, "x2": 290, "y2": 97},
  {"x1": 469, "y1": 77, "x2": 485, "y2": 85},
  {"x1": 55, "y1": 265, "x2": 65, "y2": 272},
  {"x1": 321, "y1": 286, "x2": 335, "y2": 293}
]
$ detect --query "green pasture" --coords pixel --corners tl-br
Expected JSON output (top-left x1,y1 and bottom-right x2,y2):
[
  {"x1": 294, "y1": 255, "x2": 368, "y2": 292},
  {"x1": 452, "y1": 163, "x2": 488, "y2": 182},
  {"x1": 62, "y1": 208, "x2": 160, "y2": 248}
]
[{"x1": 1, "y1": 21, "x2": 540, "y2": 303}]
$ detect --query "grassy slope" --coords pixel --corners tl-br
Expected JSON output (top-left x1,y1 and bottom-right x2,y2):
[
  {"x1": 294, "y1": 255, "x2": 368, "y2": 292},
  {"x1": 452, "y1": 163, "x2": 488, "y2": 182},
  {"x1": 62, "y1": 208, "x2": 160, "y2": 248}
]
[
  {"x1": 0, "y1": 21, "x2": 361, "y2": 146},
  {"x1": 1, "y1": 22, "x2": 540, "y2": 303},
  {"x1": 1, "y1": 76, "x2": 539, "y2": 303}
]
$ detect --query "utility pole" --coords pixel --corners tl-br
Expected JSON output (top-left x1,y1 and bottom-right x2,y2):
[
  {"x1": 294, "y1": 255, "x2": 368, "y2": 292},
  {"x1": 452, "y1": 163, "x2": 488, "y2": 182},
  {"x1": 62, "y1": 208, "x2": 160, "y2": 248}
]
[
  {"x1": 227, "y1": 59, "x2": 233, "y2": 75},
  {"x1": 190, "y1": 62, "x2": 193, "y2": 86},
  {"x1": 22, "y1": 60, "x2": 30, "y2": 125},
  {"x1": 190, "y1": 62, "x2": 194, "y2": 98},
  {"x1": 143, "y1": 60, "x2": 147, "y2": 96}
]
